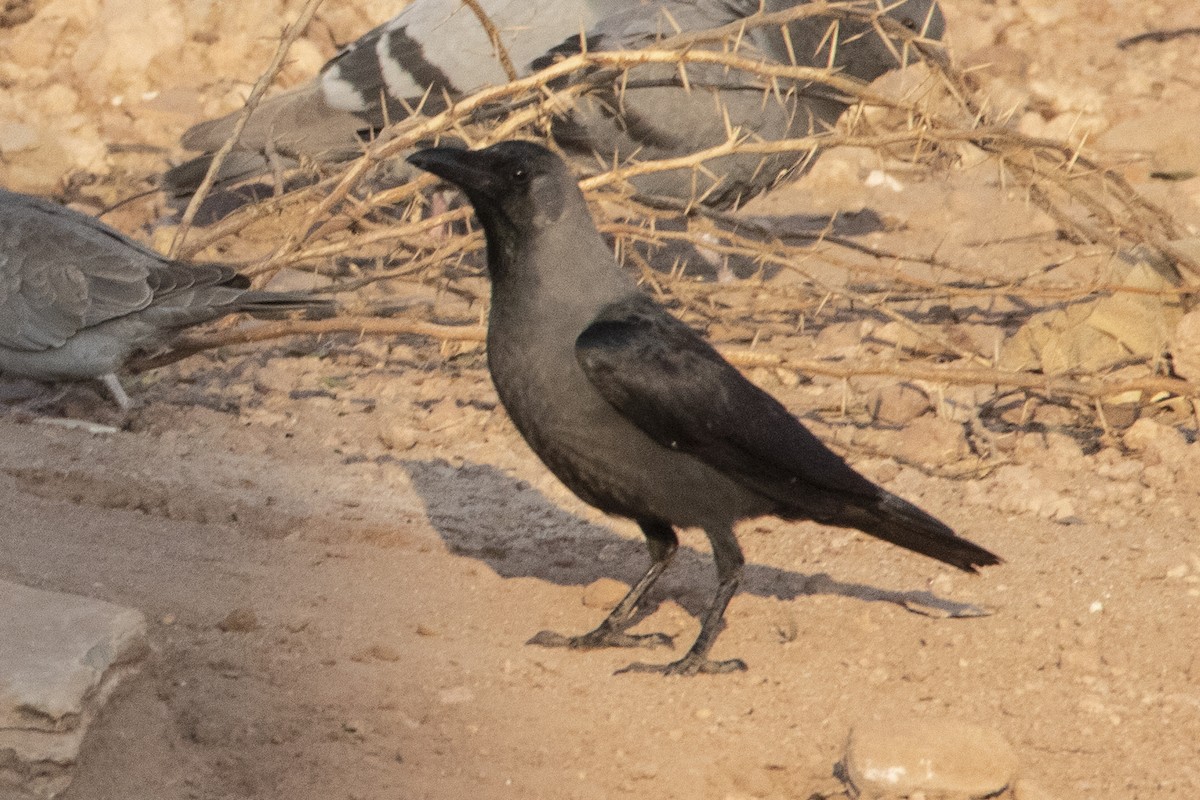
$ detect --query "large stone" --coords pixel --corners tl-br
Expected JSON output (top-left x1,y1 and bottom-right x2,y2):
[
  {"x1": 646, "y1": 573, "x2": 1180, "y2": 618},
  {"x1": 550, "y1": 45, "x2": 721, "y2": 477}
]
[
  {"x1": 1100, "y1": 101, "x2": 1200, "y2": 176},
  {"x1": 870, "y1": 383, "x2": 933, "y2": 426},
  {"x1": 1171, "y1": 309, "x2": 1200, "y2": 383},
  {"x1": 1000, "y1": 252, "x2": 1183, "y2": 375},
  {"x1": 0, "y1": 581, "x2": 148, "y2": 799},
  {"x1": 844, "y1": 717, "x2": 1019, "y2": 799}
]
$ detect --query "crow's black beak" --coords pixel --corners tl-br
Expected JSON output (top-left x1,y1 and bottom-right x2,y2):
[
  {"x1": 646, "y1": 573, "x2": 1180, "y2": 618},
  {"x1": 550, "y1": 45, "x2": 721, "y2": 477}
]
[{"x1": 407, "y1": 147, "x2": 495, "y2": 194}]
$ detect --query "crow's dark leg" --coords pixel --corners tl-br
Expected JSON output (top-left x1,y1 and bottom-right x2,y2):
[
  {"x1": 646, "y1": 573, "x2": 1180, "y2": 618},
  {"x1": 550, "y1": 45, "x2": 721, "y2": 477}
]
[
  {"x1": 618, "y1": 522, "x2": 747, "y2": 675},
  {"x1": 527, "y1": 520, "x2": 678, "y2": 650}
]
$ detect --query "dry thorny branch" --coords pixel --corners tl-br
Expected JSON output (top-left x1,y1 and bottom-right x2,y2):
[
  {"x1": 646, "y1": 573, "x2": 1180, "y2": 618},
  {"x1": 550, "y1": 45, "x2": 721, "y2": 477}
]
[{"x1": 159, "y1": 1, "x2": 1200, "y2": 430}]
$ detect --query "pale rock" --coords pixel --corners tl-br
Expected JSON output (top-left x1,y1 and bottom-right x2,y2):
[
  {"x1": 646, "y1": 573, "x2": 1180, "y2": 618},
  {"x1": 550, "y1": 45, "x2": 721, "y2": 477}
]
[
  {"x1": 0, "y1": 580, "x2": 148, "y2": 799},
  {"x1": 1123, "y1": 418, "x2": 1186, "y2": 458},
  {"x1": 0, "y1": 121, "x2": 39, "y2": 153},
  {"x1": 0, "y1": 135, "x2": 74, "y2": 194},
  {"x1": 1041, "y1": 433, "x2": 1084, "y2": 467},
  {"x1": 844, "y1": 717, "x2": 1018, "y2": 799},
  {"x1": 946, "y1": 324, "x2": 1004, "y2": 363},
  {"x1": 279, "y1": 38, "x2": 328, "y2": 85},
  {"x1": 1100, "y1": 101, "x2": 1200, "y2": 175},
  {"x1": 34, "y1": 85, "x2": 78, "y2": 120},
  {"x1": 378, "y1": 423, "x2": 419, "y2": 452},
  {"x1": 815, "y1": 321, "x2": 868, "y2": 359},
  {"x1": 999, "y1": 303, "x2": 1124, "y2": 374},
  {"x1": 149, "y1": 224, "x2": 178, "y2": 254},
  {"x1": 880, "y1": 415, "x2": 967, "y2": 466},
  {"x1": 870, "y1": 383, "x2": 932, "y2": 426},
  {"x1": 1000, "y1": 255, "x2": 1183, "y2": 374},
  {"x1": 1013, "y1": 779, "x2": 1062, "y2": 800},
  {"x1": 581, "y1": 578, "x2": 629, "y2": 611},
  {"x1": 866, "y1": 321, "x2": 941, "y2": 355},
  {"x1": 438, "y1": 685, "x2": 474, "y2": 705},
  {"x1": 56, "y1": 131, "x2": 108, "y2": 172},
  {"x1": 1171, "y1": 309, "x2": 1200, "y2": 382},
  {"x1": 1086, "y1": 261, "x2": 1182, "y2": 357},
  {"x1": 1045, "y1": 498, "x2": 1078, "y2": 523},
  {"x1": 864, "y1": 458, "x2": 901, "y2": 485},
  {"x1": 70, "y1": 0, "x2": 186, "y2": 94},
  {"x1": 1030, "y1": 401, "x2": 1076, "y2": 428},
  {"x1": 1021, "y1": 1, "x2": 1070, "y2": 27},
  {"x1": 3, "y1": 15, "x2": 69, "y2": 66},
  {"x1": 1029, "y1": 79, "x2": 1107, "y2": 116},
  {"x1": 794, "y1": 147, "x2": 874, "y2": 210}
]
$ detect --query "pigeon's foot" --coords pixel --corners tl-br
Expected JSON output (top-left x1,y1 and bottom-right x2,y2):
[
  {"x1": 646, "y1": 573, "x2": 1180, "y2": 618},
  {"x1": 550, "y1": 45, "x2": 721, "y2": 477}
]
[
  {"x1": 526, "y1": 628, "x2": 674, "y2": 650},
  {"x1": 615, "y1": 655, "x2": 747, "y2": 676},
  {"x1": 100, "y1": 374, "x2": 133, "y2": 410}
]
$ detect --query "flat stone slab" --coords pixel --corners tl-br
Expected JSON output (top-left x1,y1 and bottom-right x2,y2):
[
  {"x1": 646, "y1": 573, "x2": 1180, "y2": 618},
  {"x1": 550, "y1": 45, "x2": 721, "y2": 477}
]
[
  {"x1": 0, "y1": 580, "x2": 147, "y2": 799},
  {"x1": 844, "y1": 717, "x2": 1019, "y2": 799}
]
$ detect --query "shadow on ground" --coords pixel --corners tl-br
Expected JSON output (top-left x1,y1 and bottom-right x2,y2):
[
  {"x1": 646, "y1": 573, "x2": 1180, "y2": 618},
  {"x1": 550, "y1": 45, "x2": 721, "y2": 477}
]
[{"x1": 398, "y1": 457, "x2": 988, "y2": 622}]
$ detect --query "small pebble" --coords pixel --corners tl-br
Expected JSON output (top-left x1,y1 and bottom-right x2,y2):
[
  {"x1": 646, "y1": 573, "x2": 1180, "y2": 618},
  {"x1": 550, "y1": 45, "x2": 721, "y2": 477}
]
[
  {"x1": 438, "y1": 686, "x2": 474, "y2": 705},
  {"x1": 218, "y1": 607, "x2": 259, "y2": 632},
  {"x1": 581, "y1": 577, "x2": 629, "y2": 610},
  {"x1": 871, "y1": 383, "x2": 932, "y2": 425}
]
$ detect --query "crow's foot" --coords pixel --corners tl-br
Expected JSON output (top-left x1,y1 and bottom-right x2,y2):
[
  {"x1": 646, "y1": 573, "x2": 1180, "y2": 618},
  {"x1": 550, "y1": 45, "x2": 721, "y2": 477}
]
[
  {"x1": 526, "y1": 628, "x2": 674, "y2": 650},
  {"x1": 615, "y1": 655, "x2": 747, "y2": 676}
]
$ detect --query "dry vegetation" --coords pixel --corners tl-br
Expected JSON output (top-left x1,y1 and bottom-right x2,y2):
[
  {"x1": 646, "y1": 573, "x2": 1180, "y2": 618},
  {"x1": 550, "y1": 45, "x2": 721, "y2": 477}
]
[
  {"x1": 6, "y1": 3, "x2": 1200, "y2": 798},
  {"x1": 149, "y1": 1, "x2": 1200, "y2": 453}
]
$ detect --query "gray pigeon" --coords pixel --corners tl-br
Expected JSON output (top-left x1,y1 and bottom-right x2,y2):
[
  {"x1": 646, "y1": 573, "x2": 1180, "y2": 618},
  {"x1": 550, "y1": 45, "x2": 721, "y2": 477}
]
[
  {"x1": 0, "y1": 189, "x2": 331, "y2": 409},
  {"x1": 407, "y1": 141, "x2": 999, "y2": 676},
  {"x1": 167, "y1": 0, "x2": 943, "y2": 207}
]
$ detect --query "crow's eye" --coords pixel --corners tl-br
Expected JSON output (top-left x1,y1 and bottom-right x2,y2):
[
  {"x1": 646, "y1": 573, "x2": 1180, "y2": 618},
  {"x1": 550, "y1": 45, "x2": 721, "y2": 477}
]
[{"x1": 509, "y1": 166, "x2": 529, "y2": 184}]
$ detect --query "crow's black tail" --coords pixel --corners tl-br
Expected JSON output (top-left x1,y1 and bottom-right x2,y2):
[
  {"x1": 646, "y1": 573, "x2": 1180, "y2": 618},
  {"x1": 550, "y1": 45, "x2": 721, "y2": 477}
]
[{"x1": 818, "y1": 490, "x2": 1001, "y2": 573}]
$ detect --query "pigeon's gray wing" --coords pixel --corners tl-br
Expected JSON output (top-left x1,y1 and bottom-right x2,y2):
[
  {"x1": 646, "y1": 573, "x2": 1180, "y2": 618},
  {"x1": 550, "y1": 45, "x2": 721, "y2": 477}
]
[
  {"x1": 541, "y1": 0, "x2": 944, "y2": 205},
  {"x1": 0, "y1": 190, "x2": 160, "y2": 351},
  {"x1": 0, "y1": 190, "x2": 327, "y2": 353},
  {"x1": 574, "y1": 294, "x2": 881, "y2": 503},
  {"x1": 319, "y1": 0, "x2": 615, "y2": 121},
  {"x1": 169, "y1": 0, "x2": 943, "y2": 205},
  {"x1": 167, "y1": 0, "x2": 618, "y2": 196}
]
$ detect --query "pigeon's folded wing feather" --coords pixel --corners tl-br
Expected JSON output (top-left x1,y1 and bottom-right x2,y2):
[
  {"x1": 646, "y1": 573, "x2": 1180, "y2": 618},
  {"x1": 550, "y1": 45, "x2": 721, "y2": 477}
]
[{"x1": 0, "y1": 193, "x2": 158, "y2": 350}]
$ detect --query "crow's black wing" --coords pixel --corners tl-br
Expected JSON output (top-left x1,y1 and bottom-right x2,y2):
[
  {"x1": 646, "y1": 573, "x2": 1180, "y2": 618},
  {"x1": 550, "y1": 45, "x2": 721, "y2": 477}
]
[
  {"x1": 575, "y1": 295, "x2": 1002, "y2": 573},
  {"x1": 575, "y1": 296, "x2": 880, "y2": 503}
]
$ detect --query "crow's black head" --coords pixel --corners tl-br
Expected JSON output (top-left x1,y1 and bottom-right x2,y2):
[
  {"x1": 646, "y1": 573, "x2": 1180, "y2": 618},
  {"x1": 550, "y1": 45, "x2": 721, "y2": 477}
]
[{"x1": 408, "y1": 140, "x2": 579, "y2": 235}]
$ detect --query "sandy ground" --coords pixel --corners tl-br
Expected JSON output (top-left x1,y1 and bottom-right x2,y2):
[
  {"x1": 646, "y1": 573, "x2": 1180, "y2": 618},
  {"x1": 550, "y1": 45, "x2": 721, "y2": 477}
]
[{"x1": 3, "y1": 1, "x2": 1200, "y2": 798}]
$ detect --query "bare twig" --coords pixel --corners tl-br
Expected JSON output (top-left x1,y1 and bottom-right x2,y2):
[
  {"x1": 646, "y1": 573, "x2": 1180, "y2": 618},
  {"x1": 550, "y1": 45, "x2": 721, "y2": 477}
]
[
  {"x1": 133, "y1": 316, "x2": 1200, "y2": 403},
  {"x1": 461, "y1": 0, "x2": 518, "y2": 81},
  {"x1": 149, "y1": 1, "x2": 1200, "y2": 428},
  {"x1": 169, "y1": 0, "x2": 326, "y2": 258}
]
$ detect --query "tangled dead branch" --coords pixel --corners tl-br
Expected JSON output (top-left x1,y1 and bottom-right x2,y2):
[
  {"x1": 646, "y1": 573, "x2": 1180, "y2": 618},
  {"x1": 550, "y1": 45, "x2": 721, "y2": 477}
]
[{"x1": 160, "y1": 1, "x2": 1200, "y2": 431}]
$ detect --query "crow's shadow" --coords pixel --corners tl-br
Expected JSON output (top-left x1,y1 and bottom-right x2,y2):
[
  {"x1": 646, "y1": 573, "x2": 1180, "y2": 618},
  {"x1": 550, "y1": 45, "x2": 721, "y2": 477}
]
[{"x1": 397, "y1": 457, "x2": 988, "y2": 621}]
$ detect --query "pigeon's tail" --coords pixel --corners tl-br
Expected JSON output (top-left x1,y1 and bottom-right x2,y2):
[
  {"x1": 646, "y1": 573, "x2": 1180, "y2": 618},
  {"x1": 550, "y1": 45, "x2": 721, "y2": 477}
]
[
  {"x1": 162, "y1": 152, "x2": 276, "y2": 199},
  {"x1": 233, "y1": 291, "x2": 336, "y2": 321},
  {"x1": 823, "y1": 491, "x2": 1001, "y2": 574},
  {"x1": 165, "y1": 84, "x2": 367, "y2": 198}
]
